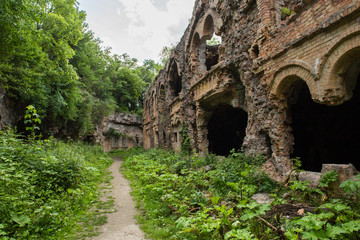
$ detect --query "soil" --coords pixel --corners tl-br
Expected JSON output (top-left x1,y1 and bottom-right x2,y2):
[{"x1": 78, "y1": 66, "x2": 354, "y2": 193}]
[
  {"x1": 266, "y1": 203, "x2": 316, "y2": 219},
  {"x1": 92, "y1": 157, "x2": 146, "y2": 240}
]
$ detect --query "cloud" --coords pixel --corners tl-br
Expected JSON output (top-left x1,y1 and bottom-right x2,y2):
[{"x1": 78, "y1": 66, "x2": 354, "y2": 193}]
[
  {"x1": 118, "y1": 0, "x2": 194, "y2": 61},
  {"x1": 151, "y1": 0, "x2": 168, "y2": 11},
  {"x1": 78, "y1": 0, "x2": 194, "y2": 63}
]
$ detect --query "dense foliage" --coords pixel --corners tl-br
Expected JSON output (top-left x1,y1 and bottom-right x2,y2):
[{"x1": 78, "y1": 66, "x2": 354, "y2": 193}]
[
  {"x1": 0, "y1": 0, "x2": 162, "y2": 138},
  {"x1": 122, "y1": 149, "x2": 360, "y2": 240},
  {"x1": 0, "y1": 130, "x2": 113, "y2": 239}
]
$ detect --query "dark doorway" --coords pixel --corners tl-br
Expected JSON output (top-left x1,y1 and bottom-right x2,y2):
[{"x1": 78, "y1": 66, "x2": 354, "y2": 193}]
[
  {"x1": 169, "y1": 62, "x2": 182, "y2": 97},
  {"x1": 207, "y1": 104, "x2": 248, "y2": 156},
  {"x1": 289, "y1": 77, "x2": 360, "y2": 171}
]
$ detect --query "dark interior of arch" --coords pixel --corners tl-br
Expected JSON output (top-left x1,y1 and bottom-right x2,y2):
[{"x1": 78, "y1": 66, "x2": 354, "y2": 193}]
[
  {"x1": 160, "y1": 85, "x2": 165, "y2": 99},
  {"x1": 169, "y1": 62, "x2": 182, "y2": 97},
  {"x1": 203, "y1": 15, "x2": 214, "y2": 36},
  {"x1": 289, "y1": 76, "x2": 360, "y2": 172},
  {"x1": 206, "y1": 45, "x2": 219, "y2": 70},
  {"x1": 207, "y1": 104, "x2": 248, "y2": 156}
]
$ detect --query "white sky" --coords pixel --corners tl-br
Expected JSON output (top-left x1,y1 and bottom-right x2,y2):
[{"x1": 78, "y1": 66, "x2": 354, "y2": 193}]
[{"x1": 77, "y1": 0, "x2": 196, "y2": 64}]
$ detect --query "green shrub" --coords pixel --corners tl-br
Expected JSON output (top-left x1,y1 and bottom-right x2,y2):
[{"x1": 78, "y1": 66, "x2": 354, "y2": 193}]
[
  {"x1": 122, "y1": 149, "x2": 278, "y2": 239},
  {"x1": 0, "y1": 129, "x2": 112, "y2": 239},
  {"x1": 121, "y1": 148, "x2": 360, "y2": 240},
  {"x1": 104, "y1": 127, "x2": 124, "y2": 139}
]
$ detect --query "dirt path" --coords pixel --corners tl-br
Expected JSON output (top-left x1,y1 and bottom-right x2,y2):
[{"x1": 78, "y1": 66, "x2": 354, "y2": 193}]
[{"x1": 92, "y1": 157, "x2": 146, "y2": 240}]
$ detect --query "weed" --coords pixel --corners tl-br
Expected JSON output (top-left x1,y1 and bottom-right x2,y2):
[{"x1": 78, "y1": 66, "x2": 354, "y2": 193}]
[
  {"x1": 121, "y1": 148, "x2": 360, "y2": 239},
  {"x1": 0, "y1": 129, "x2": 113, "y2": 239},
  {"x1": 281, "y1": 7, "x2": 295, "y2": 20}
]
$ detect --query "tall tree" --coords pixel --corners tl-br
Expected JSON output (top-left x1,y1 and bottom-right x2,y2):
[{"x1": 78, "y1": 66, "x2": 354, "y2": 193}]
[
  {"x1": 0, "y1": 0, "x2": 85, "y2": 128},
  {"x1": 0, "y1": 0, "x2": 158, "y2": 138}
]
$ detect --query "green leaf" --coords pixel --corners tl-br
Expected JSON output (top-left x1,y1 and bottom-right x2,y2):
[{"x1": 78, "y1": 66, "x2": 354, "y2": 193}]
[
  {"x1": 318, "y1": 171, "x2": 338, "y2": 188},
  {"x1": 302, "y1": 230, "x2": 329, "y2": 240},
  {"x1": 211, "y1": 196, "x2": 220, "y2": 205},
  {"x1": 334, "y1": 204, "x2": 350, "y2": 212},
  {"x1": 342, "y1": 220, "x2": 360, "y2": 233},
  {"x1": 340, "y1": 176, "x2": 360, "y2": 194},
  {"x1": 326, "y1": 224, "x2": 349, "y2": 238},
  {"x1": 284, "y1": 231, "x2": 301, "y2": 240},
  {"x1": 11, "y1": 214, "x2": 31, "y2": 227},
  {"x1": 240, "y1": 211, "x2": 257, "y2": 221},
  {"x1": 225, "y1": 229, "x2": 257, "y2": 240}
]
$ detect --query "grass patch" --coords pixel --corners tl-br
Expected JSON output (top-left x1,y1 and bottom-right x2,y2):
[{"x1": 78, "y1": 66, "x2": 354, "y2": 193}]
[{"x1": 108, "y1": 146, "x2": 145, "y2": 159}]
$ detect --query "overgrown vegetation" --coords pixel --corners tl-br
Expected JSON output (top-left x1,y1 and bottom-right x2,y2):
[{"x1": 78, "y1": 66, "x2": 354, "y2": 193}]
[
  {"x1": 0, "y1": 0, "x2": 162, "y2": 139},
  {"x1": 122, "y1": 149, "x2": 360, "y2": 239},
  {"x1": 0, "y1": 129, "x2": 113, "y2": 239},
  {"x1": 104, "y1": 127, "x2": 125, "y2": 139}
]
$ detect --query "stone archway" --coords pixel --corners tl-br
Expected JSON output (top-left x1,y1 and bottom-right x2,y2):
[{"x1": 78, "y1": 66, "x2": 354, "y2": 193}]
[
  {"x1": 318, "y1": 32, "x2": 360, "y2": 105},
  {"x1": 168, "y1": 60, "x2": 182, "y2": 98},
  {"x1": 207, "y1": 104, "x2": 248, "y2": 156},
  {"x1": 189, "y1": 13, "x2": 222, "y2": 75},
  {"x1": 270, "y1": 63, "x2": 319, "y2": 102},
  {"x1": 288, "y1": 76, "x2": 360, "y2": 171}
]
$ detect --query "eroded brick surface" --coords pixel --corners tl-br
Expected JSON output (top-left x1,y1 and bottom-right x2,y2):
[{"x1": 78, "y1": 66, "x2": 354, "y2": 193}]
[
  {"x1": 144, "y1": 0, "x2": 360, "y2": 178},
  {"x1": 94, "y1": 113, "x2": 143, "y2": 152}
]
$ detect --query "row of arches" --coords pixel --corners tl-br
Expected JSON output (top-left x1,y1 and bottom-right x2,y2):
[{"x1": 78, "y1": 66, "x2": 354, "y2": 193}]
[
  {"x1": 200, "y1": 32, "x2": 360, "y2": 173},
  {"x1": 271, "y1": 32, "x2": 360, "y2": 171},
  {"x1": 204, "y1": 73, "x2": 360, "y2": 172},
  {"x1": 154, "y1": 5, "x2": 360, "y2": 173},
  {"x1": 190, "y1": 12, "x2": 222, "y2": 75}
]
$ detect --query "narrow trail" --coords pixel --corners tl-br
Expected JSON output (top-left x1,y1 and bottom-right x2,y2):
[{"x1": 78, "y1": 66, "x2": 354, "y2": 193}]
[{"x1": 92, "y1": 157, "x2": 146, "y2": 240}]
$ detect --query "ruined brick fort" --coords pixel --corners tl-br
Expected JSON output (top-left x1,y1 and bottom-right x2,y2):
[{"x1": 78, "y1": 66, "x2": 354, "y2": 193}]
[{"x1": 143, "y1": 0, "x2": 360, "y2": 178}]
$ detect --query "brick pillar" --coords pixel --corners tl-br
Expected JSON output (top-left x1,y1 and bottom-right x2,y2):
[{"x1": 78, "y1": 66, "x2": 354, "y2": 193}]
[
  {"x1": 256, "y1": 0, "x2": 275, "y2": 33},
  {"x1": 195, "y1": 102, "x2": 210, "y2": 155}
]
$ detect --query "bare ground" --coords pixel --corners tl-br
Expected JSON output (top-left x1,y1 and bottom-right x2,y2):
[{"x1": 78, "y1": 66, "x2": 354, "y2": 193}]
[{"x1": 92, "y1": 157, "x2": 146, "y2": 240}]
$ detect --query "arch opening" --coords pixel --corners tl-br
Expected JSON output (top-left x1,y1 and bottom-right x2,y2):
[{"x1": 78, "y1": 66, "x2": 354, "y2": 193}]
[
  {"x1": 260, "y1": 131, "x2": 273, "y2": 159},
  {"x1": 250, "y1": 44, "x2": 259, "y2": 59},
  {"x1": 205, "y1": 44, "x2": 220, "y2": 71},
  {"x1": 162, "y1": 130, "x2": 166, "y2": 146},
  {"x1": 203, "y1": 15, "x2": 215, "y2": 37},
  {"x1": 207, "y1": 104, "x2": 248, "y2": 156},
  {"x1": 160, "y1": 84, "x2": 165, "y2": 99},
  {"x1": 169, "y1": 62, "x2": 182, "y2": 98},
  {"x1": 204, "y1": 34, "x2": 221, "y2": 70},
  {"x1": 191, "y1": 15, "x2": 222, "y2": 73},
  {"x1": 289, "y1": 75, "x2": 360, "y2": 171},
  {"x1": 151, "y1": 91, "x2": 156, "y2": 117}
]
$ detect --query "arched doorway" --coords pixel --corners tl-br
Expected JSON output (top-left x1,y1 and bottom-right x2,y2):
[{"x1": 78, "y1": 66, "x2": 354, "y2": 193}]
[
  {"x1": 168, "y1": 60, "x2": 182, "y2": 98},
  {"x1": 289, "y1": 76, "x2": 360, "y2": 171},
  {"x1": 207, "y1": 104, "x2": 248, "y2": 156}
]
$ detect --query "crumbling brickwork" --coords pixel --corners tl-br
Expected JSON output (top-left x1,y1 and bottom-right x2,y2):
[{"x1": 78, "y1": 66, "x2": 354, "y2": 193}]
[
  {"x1": 144, "y1": 0, "x2": 360, "y2": 178},
  {"x1": 94, "y1": 113, "x2": 143, "y2": 152}
]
